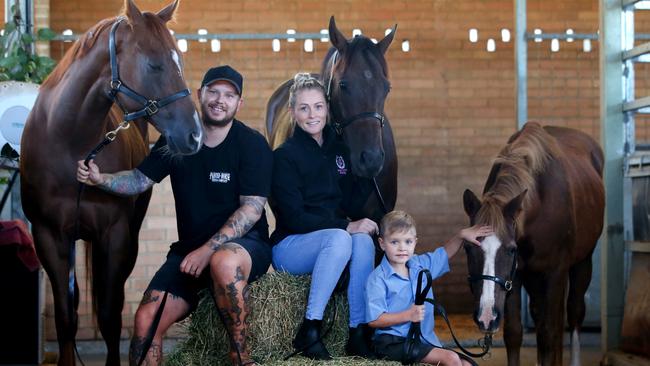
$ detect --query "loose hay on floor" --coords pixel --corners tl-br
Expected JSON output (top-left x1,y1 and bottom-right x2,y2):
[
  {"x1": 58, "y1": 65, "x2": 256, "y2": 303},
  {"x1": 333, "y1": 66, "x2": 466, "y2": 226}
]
[{"x1": 166, "y1": 272, "x2": 415, "y2": 365}]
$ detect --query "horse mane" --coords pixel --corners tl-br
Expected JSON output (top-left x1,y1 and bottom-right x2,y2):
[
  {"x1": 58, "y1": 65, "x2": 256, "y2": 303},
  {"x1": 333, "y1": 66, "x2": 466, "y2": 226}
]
[
  {"x1": 42, "y1": 12, "x2": 179, "y2": 90},
  {"x1": 41, "y1": 18, "x2": 116, "y2": 89},
  {"x1": 478, "y1": 122, "x2": 562, "y2": 237}
]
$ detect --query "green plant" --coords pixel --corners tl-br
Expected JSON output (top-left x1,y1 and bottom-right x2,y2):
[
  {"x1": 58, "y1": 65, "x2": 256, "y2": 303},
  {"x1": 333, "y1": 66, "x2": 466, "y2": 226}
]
[{"x1": 0, "y1": 5, "x2": 56, "y2": 83}]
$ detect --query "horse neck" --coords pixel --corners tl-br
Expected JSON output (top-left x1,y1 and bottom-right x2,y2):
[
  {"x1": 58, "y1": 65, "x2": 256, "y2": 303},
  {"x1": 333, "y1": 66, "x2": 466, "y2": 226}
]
[{"x1": 43, "y1": 43, "x2": 115, "y2": 149}]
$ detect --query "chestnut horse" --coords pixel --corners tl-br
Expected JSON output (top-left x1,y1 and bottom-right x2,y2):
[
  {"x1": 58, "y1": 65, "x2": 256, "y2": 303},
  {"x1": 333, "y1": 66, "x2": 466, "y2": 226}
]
[
  {"x1": 20, "y1": 1, "x2": 202, "y2": 364},
  {"x1": 462, "y1": 122, "x2": 604, "y2": 366},
  {"x1": 266, "y1": 16, "x2": 398, "y2": 222}
]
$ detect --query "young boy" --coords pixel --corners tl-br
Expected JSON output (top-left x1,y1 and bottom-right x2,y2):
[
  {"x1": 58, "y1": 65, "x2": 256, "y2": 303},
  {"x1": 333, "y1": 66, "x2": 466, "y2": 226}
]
[{"x1": 365, "y1": 210, "x2": 493, "y2": 365}]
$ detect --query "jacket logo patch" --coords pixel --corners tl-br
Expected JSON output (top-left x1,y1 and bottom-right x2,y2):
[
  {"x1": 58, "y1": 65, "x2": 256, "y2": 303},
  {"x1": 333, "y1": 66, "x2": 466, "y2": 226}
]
[
  {"x1": 209, "y1": 172, "x2": 230, "y2": 183},
  {"x1": 335, "y1": 155, "x2": 347, "y2": 175}
]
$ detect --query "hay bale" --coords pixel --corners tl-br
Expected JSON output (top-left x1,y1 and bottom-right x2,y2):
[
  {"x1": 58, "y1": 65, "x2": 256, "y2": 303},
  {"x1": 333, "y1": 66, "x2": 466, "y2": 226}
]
[{"x1": 167, "y1": 272, "x2": 408, "y2": 365}]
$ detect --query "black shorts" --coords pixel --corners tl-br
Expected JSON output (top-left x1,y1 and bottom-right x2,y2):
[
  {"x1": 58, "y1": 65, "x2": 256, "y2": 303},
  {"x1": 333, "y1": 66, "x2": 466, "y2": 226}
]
[
  {"x1": 373, "y1": 334, "x2": 478, "y2": 366},
  {"x1": 373, "y1": 333, "x2": 434, "y2": 363},
  {"x1": 145, "y1": 230, "x2": 272, "y2": 312}
]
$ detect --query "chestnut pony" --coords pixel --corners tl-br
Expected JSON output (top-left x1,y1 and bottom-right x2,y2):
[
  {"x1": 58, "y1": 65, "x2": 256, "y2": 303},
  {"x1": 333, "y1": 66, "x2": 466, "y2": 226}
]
[
  {"x1": 266, "y1": 16, "x2": 398, "y2": 223},
  {"x1": 20, "y1": 1, "x2": 202, "y2": 364},
  {"x1": 462, "y1": 122, "x2": 604, "y2": 366}
]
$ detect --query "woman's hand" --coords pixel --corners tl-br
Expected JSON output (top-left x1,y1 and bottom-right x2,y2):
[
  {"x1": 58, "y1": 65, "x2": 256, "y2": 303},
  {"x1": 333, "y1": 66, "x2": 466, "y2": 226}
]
[{"x1": 346, "y1": 218, "x2": 378, "y2": 235}]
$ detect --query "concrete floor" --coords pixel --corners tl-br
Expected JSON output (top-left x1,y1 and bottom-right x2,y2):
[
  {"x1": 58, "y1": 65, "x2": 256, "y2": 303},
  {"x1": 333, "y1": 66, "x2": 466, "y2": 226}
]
[
  {"x1": 49, "y1": 314, "x2": 606, "y2": 365},
  {"x1": 61, "y1": 344, "x2": 605, "y2": 365}
]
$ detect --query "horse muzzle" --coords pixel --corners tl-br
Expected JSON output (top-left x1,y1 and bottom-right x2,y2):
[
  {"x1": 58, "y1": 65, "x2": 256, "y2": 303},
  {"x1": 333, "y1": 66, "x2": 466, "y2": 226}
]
[
  {"x1": 353, "y1": 149, "x2": 385, "y2": 178},
  {"x1": 474, "y1": 308, "x2": 501, "y2": 334}
]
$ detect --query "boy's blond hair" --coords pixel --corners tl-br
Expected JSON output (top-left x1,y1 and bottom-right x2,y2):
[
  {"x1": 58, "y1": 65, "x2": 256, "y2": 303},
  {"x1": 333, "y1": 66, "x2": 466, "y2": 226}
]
[{"x1": 379, "y1": 210, "x2": 417, "y2": 238}]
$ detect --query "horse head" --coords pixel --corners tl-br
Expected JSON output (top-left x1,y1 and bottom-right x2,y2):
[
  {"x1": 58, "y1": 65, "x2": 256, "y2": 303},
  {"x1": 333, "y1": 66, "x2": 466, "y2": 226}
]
[
  {"x1": 324, "y1": 16, "x2": 396, "y2": 178},
  {"x1": 110, "y1": 0, "x2": 202, "y2": 154},
  {"x1": 462, "y1": 189, "x2": 526, "y2": 334}
]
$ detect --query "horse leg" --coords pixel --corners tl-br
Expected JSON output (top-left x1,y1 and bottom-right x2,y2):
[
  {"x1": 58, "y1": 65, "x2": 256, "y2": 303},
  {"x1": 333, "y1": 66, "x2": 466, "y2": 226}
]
[
  {"x1": 503, "y1": 280, "x2": 523, "y2": 366},
  {"x1": 93, "y1": 220, "x2": 137, "y2": 366},
  {"x1": 566, "y1": 256, "x2": 592, "y2": 366},
  {"x1": 534, "y1": 271, "x2": 567, "y2": 366},
  {"x1": 32, "y1": 224, "x2": 77, "y2": 365}
]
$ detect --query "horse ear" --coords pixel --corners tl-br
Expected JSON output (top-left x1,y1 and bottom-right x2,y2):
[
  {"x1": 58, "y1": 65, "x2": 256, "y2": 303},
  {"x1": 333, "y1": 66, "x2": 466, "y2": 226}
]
[
  {"x1": 157, "y1": 0, "x2": 179, "y2": 23},
  {"x1": 124, "y1": 0, "x2": 145, "y2": 25},
  {"x1": 377, "y1": 24, "x2": 397, "y2": 55},
  {"x1": 463, "y1": 189, "x2": 482, "y2": 218},
  {"x1": 503, "y1": 190, "x2": 527, "y2": 220},
  {"x1": 329, "y1": 15, "x2": 347, "y2": 52}
]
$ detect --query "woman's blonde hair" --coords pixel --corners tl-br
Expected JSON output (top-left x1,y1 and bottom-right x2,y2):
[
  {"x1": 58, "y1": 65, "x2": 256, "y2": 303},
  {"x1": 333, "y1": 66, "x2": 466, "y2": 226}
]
[
  {"x1": 379, "y1": 210, "x2": 417, "y2": 238},
  {"x1": 288, "y1": 73, "x2": 326, "y2": 108}
]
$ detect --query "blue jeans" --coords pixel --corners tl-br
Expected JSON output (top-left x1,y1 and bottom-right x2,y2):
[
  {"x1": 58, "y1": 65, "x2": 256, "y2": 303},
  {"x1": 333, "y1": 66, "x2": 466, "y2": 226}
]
[{"x1": 272, "y1": 229, "x2": 375, "y2": 327}]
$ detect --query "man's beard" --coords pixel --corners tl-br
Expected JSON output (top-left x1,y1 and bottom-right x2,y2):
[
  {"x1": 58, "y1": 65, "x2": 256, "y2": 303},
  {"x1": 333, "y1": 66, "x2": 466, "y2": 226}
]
[{"x1": 201, "y1": 103, "x2": 236, "y2": 127}]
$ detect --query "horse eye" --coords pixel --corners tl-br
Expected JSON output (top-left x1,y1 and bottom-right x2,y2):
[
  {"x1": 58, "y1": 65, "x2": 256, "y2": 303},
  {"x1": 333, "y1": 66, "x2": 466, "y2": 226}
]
[
  {"x1": 148, "y1": 63, "x2": 163, "y2": 72},
  {"x1": 507, "y1": 247, "x2": 516, "y2": 256},
  {"x1": 339, "y1": 80, "x2": 347, "y2": 90}
]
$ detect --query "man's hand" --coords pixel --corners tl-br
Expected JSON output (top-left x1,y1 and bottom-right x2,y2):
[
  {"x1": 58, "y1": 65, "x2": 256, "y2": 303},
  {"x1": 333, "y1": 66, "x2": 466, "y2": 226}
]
[
  {"x1": 180, "y1": 245, "x2": 215, "y2": 278},
  {"x1": 346, "y1": 218, "x2": 378, "y2": 235},
  {"x1": 77, "y1": 159, "x2": 104, "y2": 186}
]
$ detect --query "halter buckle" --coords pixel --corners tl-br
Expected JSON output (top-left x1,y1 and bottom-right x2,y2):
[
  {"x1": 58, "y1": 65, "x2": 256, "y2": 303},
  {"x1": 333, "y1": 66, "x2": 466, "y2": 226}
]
[
  {"x1": 334, "y1": 123, "x2": 343, "y2": 135},
  {"x1": 504, "y1": 280, "x2": 513, "y2": 291},
  {"x1": 110, "y1": 79, "x2": 122, "y2": 90},
  {"x1": 105, "y1": 130, "x2": 117, "y2": 141},
  {"x1": 145, "y1": 100, "x2": 159, "y2": 116}
]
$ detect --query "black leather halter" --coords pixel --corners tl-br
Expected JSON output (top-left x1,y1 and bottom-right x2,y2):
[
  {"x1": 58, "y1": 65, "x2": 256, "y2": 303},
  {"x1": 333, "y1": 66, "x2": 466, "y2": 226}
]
[
  {"x1": 107, "y1": 17, "x2": 190, "y2": 122},
  {"x1": 325, "y1": 50, "x2": 386, "y2": 135},
  {"x1": 333, "y1": 111, "x2": 385, "y2": 135},
  {"x1": 468, "y1": 246, "x2": 518, "y2": 292}
]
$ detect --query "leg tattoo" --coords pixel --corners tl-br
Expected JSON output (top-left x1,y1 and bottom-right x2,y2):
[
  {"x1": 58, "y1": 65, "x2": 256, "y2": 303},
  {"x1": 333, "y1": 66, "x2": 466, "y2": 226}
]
[
  {"x1": 214, "y1": 265, "x2": 252, "y2": 363},
  {"x1": 129, "y1": 336, "x2": 162, "y2": 366},
  {"x1": 140, "y1": 289, "x2": 159, "y2": 306}
]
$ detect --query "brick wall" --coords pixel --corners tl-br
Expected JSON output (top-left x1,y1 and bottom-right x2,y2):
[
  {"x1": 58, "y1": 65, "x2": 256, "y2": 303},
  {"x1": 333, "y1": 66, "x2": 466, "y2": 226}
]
[{"x1": 38, "y1": 0, "x2": 650, "y2": 339}]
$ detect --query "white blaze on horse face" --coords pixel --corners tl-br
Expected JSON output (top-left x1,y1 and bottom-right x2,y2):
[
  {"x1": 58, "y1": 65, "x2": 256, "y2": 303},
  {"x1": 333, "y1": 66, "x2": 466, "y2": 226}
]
[
  {"x1": 171, "y1": 50, "x2": 182, "y2": 76},
  {"x1": 478, "y1": 234, "x2": 501, "y2": 329},
  {"x1": 193, "y1": 111, "x2": 203, "y2": 145}
]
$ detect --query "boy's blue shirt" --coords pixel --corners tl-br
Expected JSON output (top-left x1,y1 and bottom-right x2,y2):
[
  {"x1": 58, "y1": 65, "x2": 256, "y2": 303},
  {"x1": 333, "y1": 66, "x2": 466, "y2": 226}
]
[{"x1": 365, "y1": 247, "x2": 450, "y2": 347}]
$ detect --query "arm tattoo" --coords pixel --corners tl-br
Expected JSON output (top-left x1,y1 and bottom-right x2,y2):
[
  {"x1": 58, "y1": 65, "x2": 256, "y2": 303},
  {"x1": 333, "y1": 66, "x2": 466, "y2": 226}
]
[
  {"x1": 99, "y1": 169, "x2": 154, "y2": 196},
  {"x1": 207, "y1": 196, "x2": 266, "y2": 251}
]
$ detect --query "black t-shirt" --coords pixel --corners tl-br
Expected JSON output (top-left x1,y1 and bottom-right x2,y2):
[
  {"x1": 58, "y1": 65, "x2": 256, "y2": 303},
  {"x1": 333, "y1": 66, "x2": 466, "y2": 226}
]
[
  {"x1": 138, "y1": 120, "x2": 273, "y2": 255},
  {"x1": 269, "y1": 125, "x2": 373, "y2": 245}
]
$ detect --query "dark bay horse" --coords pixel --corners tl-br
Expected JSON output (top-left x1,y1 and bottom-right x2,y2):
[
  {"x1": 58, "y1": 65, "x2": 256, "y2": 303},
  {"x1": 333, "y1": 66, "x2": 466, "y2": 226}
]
[
  {"x1": 266, "y1": 16, "x2": 397, "y2": 222},
  {"x1": 462, "y1": 122, "x2": 604, "y2": 366},
  {"x1": 20, "y1": 1, "x2": 202, "y2": 364}
]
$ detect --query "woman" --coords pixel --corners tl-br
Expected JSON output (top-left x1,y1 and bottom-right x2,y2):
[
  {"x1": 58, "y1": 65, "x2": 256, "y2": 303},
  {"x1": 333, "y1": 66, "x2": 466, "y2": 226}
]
[{"x1": 270, "y1": 73, "x2": 377, "y2": 360}]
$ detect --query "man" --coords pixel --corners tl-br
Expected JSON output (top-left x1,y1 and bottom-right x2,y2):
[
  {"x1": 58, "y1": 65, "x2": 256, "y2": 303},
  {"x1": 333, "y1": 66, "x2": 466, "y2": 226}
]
[{"x1": 77, "y1": 65, "x2": 272, "y2": 366}]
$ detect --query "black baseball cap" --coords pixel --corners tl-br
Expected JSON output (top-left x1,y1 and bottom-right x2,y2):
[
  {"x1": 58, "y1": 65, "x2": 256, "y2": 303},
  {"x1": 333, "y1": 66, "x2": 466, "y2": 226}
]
[{"x1": 200, "y1": 65, "x2": 243, "y2": 95}]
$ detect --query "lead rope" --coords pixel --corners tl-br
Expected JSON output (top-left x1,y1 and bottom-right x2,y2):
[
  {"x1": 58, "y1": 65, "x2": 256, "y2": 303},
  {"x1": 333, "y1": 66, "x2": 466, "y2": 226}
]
[
  {"x1": 69, "y1": 121, "x2": 134, "y2": 366},
  {"x1": 403, "y1": 269, "x2": 491, "y2": 365}
]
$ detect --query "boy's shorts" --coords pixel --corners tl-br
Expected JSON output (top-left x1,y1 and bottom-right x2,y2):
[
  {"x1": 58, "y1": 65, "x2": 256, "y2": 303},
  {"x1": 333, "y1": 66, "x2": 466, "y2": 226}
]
[
  {"x1": 144, "y1": 230, "x2": 272, "y2": 314},
  {"x1": 373, "y1": 333, "x2": 434, "y2": 363},
  {"x1": 373, "y1": 334, "x2": 478, "y2": 365}
]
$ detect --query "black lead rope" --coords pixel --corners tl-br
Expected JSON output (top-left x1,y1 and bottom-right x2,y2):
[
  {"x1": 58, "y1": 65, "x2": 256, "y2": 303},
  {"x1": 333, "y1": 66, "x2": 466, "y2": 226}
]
[
  {"x1": 403, "y1": 269, "x2": 491, "y2": 365},
  {"x1": 66, "y1": 16, "x2": 193, "y2": 366}
]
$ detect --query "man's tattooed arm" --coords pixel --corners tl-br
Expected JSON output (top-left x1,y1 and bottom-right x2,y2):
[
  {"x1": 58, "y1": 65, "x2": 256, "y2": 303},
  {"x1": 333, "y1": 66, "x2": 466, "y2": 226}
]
[
  {"x1": 206, "y1": 195, "x2": 266, "y2": 250},
  {"x1": 98, "y1": 169, "x2": 155, "y2": 197}
]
